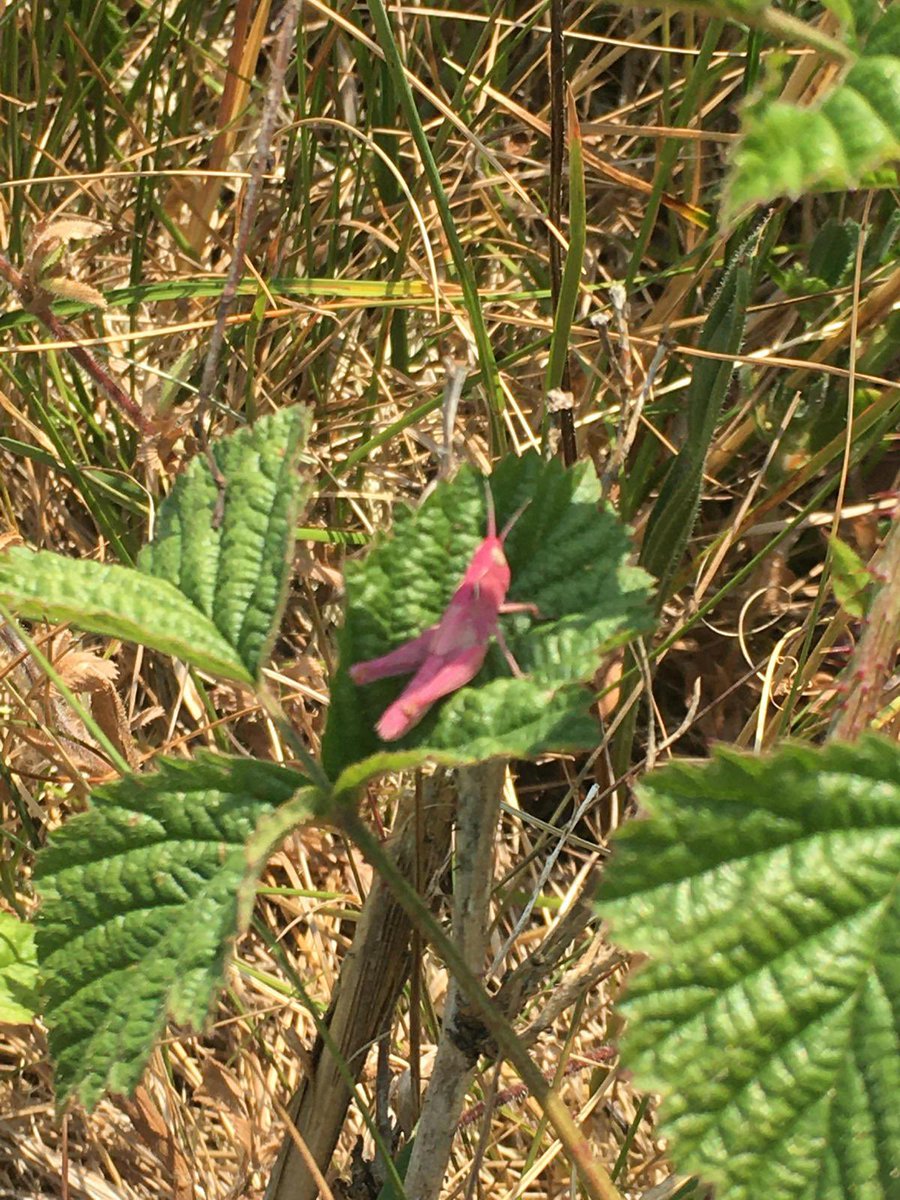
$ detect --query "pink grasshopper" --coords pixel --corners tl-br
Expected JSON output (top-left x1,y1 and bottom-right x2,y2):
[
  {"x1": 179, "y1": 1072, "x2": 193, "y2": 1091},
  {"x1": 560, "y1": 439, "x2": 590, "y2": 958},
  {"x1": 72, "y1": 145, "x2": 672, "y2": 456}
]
[{"x1": 350, "y1": 488, "x2": 536, "y2": 740}]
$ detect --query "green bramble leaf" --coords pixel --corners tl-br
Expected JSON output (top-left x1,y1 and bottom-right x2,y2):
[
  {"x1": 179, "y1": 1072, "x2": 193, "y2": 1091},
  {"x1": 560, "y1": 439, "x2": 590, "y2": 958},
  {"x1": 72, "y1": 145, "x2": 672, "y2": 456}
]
[
  {"x1": 324, "y1": 452, "x2": 653, "y2": 793},
  {"x1": 36, "y1": 755, "x2": 314, "y2": 1109},
  {"x1": 724, "y1": 8, "x2": 900, "y2": 217},
  {"x1": 0, "y1": 910, "x2": 39, "y2": 1023},
  {"x1": 0, "y1": 408, "x2": 311, "y2": 685},
  {"x1": 598, "y1": 737, "x2": 900, "y2": 1200},
  {"x1": 0, "y1": 550, "x2": 252, "y2": 683},
  {"x1": 140, "y1": 406, "x2": 311, "y2": 679}
]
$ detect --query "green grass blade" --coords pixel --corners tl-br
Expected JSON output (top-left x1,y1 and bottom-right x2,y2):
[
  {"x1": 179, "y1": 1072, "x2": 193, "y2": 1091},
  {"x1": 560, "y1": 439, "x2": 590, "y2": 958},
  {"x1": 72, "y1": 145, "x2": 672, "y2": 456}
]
[
  {"x1": 544, "y1": 90, "x2": 586, "y2": 400},
  {"x1": 365, "y1": 0, "x2": 506, "y2": 449},
  {"x1": 640, "y1": 248, "x2": 751, "y2": 600}
]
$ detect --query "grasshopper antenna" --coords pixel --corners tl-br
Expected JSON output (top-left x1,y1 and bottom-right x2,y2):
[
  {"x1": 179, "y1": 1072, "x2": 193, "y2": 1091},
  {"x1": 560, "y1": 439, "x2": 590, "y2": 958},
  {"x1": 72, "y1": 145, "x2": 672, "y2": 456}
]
[
  {"x1": 484, "y1": 478, "x2": 498, "y2": 538},
  {"x1": 484, "y1": 478, "x2": 531, "y2": 542},
  {"x1": 500, "y1": 498, "x2": 531, "y2": 542}
]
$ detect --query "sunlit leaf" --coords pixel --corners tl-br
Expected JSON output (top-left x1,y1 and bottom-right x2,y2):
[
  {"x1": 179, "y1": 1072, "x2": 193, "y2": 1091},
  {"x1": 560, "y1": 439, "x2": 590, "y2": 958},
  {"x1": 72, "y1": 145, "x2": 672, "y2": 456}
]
[
  {"x1": 0, "y1": 911, "x2": 39, "y2": 1023},
  {"x1": 36, "y1": 755, "x2": 314, "y2": 1108},
  {"x1": 599, "y1": 737, "x2": 900, "y2": 1200}
]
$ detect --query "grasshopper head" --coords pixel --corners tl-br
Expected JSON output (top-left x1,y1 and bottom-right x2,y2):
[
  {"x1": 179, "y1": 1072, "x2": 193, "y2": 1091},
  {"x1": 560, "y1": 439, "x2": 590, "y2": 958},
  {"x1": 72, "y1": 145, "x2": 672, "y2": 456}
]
[
  {"x1": 467, "y1": 480, "x2": 528, "y2": 604},
  {"x1": 465, "y1": 534, "x2": 511, "y2": 604}
]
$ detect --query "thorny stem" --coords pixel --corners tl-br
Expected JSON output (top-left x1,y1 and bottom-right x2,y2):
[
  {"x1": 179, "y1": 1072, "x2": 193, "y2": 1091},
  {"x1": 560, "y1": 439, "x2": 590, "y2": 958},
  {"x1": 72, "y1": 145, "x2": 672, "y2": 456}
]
[
  {"x1": 402, "y1": 763, "x2": 504, "y2": 1200},
  {"x1": 339, "y1": 804, "x2": 626, "y2": 1200},
  {"x1": 830, "y1": 504, "x2": 900, "y2": 741},
  {"x1": 0, "y1": 250, "x2": 152, "y2": 435}
]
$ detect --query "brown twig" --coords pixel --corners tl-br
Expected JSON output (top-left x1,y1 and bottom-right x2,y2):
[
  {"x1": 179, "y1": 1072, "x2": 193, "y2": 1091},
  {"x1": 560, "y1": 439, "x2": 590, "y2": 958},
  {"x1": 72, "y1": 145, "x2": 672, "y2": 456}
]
[
  {"x1": 0, "y1": 250, "x2": 152, "y2": 436},
  {"x1": 264, "y1": 774, "x2": 455, "y2": 1200},
  {"x1": 340, "y1": 808, "x2": 626, "y2": 1200},
  {"x1": 195, "y1": 0, "x2": 302, "y2": 430},
  {"x1": 401, "y1": 762, "x2": 506, "y2": 1200}
]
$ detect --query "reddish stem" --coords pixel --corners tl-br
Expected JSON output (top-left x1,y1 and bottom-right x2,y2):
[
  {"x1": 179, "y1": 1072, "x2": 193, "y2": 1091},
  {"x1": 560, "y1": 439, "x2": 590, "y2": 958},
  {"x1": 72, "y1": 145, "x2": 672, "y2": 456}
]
[
  {"x1": 0, "y1": 249, "x2": 151, "y2": 436},
  {"x1": 830, "y1": 504, "x2": 900, "y2": 740}
]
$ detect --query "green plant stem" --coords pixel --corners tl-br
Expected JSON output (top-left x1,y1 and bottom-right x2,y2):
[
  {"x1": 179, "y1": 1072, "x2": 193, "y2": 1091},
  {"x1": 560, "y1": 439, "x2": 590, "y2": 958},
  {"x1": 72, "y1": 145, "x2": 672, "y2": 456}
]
[
  {"x1": 756, "y1": 6, "x2": 854, "y2": 63},
  {"x1": 338, "y1": 805, "x2": 625, "y2": 1200},
  {"x1": 626, "y1": 20, "x2": 723, "y2": 289}
]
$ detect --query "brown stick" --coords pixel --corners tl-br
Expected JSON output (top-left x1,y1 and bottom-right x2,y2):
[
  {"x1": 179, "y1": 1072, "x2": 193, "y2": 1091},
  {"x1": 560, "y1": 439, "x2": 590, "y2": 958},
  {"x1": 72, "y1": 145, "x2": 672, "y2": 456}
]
[{"x1": 401, "y1": 761, "x2": 505, "y2": 1200}]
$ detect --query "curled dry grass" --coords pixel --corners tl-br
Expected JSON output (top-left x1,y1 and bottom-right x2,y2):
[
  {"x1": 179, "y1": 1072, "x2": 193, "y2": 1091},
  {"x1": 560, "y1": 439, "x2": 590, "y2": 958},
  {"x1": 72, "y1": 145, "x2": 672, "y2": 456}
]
[{"x1": 0, "y1": 1, "x2": 896, "y2": 1197}]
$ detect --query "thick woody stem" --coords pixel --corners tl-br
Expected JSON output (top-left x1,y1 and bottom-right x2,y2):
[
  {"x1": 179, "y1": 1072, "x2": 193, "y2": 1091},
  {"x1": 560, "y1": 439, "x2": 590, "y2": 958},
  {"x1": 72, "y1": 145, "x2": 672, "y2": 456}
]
[
  {"x1": 340, "y1": 804, "x2": 626, "y2": 1200},
  {"x1": 401, "y1": 761, "x2": 505, "y2": 1200},
  {"x1": 265, "y1": 775, "x2": 454, "y2": 1200}
]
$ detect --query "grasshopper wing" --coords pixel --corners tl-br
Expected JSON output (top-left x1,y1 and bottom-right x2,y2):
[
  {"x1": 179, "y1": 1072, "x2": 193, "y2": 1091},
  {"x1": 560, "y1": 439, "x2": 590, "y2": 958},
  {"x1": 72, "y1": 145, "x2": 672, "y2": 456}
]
[
  {"x1": 377, "y1": 642, "x2": 489, "y2": 740},
  {"x1": 350, "y1": 624, "x2": 438, "y2": 686}
]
